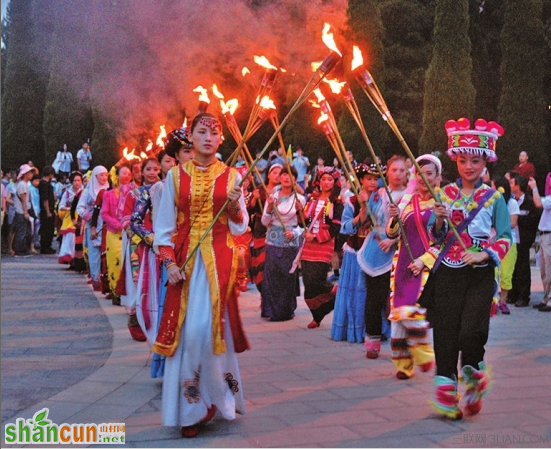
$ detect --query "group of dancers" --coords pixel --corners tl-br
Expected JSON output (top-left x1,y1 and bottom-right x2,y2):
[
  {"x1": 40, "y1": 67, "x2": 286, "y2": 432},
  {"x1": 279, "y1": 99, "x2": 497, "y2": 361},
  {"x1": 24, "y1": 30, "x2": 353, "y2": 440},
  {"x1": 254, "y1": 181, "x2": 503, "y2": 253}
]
[{"x1": 60, "y1": 113, "x2": 512, "y2": 435}]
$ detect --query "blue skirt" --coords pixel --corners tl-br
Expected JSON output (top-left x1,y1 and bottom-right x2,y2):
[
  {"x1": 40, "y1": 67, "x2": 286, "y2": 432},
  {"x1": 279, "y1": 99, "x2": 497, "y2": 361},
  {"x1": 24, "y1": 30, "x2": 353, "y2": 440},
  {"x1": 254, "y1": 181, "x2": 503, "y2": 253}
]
[{"x1": 331, "y1": 250, "x2": 366, "y2": 343}]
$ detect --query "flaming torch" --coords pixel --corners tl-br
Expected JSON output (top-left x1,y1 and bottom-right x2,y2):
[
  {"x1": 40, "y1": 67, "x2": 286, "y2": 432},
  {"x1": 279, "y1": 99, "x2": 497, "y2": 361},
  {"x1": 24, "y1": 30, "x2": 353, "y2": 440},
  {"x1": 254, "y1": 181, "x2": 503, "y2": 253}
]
[
  {"x1": 262, "y1": 95, "x2": 307, "y2": 228},
  {"x1": 219, "y1": 94, "x2": 288, "y2": 229},
  {"x1": 179, "y1": 23, "x2": 343, "y2": 275},
  {"x1": 312, "y1": 88, "x2": 360, "y2": 191},
  {"x1": 193, "y1": 85, "x2": 210, "y2": 114},
  {"x1": 351, "y1": 45, "x2": 467, "y2": 252},
  {"x1": 327, "y1": 79, "x2": 414, "y2": 262}
]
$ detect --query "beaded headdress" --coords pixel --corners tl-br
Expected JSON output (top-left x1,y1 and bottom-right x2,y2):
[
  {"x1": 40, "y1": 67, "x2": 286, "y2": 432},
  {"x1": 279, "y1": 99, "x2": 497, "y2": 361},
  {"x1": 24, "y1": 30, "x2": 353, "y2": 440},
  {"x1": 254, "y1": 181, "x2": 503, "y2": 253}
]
[
  {"x1": 355, "y1": 163, "x2": 386, "y2": 179},
  {"x1": 445, "y1": 118, "x2": 504, "y2": 162}
]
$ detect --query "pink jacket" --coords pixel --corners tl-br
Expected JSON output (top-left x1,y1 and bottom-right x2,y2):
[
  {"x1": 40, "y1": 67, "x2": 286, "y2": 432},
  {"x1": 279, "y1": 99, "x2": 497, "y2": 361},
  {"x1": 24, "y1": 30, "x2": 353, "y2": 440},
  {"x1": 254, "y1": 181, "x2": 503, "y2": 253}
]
[{"x1": 100, "y1": 189, "x2": 123, "y2": 233}]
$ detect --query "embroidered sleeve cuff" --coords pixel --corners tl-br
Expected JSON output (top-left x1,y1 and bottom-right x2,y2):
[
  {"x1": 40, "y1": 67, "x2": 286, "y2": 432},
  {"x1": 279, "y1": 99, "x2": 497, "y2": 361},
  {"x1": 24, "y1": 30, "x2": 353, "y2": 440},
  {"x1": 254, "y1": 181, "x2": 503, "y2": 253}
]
[
  {"x1": 484, "y1": 238, "x2": 510, "y2": 267},
  {"x1": 386, "y1": 218, "x2": 400, "y2": 239},
  {"x1": 419, "y1": 251, "x2": 436, "y2": 270},
  {"x1": 159, "y1": 245, "x2": 176, "y2": 267},
  {"x1": 228, "y1": 207, "x2": 244, "y2": 224},
  {"x1": 429, "y1": 220, "x2": 448, "y2": 243},
  {"x1": 144, "y1": 233, "x2": 155, "y2": 247}
]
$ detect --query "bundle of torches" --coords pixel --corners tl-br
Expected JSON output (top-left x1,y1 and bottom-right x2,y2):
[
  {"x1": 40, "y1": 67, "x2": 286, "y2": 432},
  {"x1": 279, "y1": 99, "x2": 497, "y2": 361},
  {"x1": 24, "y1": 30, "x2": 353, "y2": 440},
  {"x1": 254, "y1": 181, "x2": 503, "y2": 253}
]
[{"x1": 116, "y1": 23, "x2": 468, "y2": 274}]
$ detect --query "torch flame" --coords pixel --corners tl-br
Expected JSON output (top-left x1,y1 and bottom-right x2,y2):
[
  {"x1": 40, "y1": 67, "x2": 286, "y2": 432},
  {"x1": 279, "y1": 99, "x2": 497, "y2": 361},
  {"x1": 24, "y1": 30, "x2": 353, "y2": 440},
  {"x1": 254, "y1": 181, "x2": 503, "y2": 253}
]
[
  {"x1": 323, "y1": 78, "x2": 346, "y2": 94},
  {"x1": 321, "y1": 23, "x2": 342, "y2": 57},
  {"x1": 309, "y1": 100, "x2": 321, "y2": 108},
  {"x1": 259, "y1": 95, "x2": 276, "y2": 110},
  {"x1": 220, "y1": 99, "x2": 239, "y2": 115},
  {"x1": 156, "y1": 125, "x2": 167, "y2": 148},
  {"x1": 254, "y1": 55, "x2": 278, "y2": 71},
  {"x1": 242, "y1": 67, "x2": 250, "y2": 76},
  {"x1": 140, "y1": 151, "x2": 147, "y2": 159},
  {"x1": 280, "y1": 67, "x2": 287, "y2": 73},
  {"x1": 313, "y1": 88, "x2": 326, "y2": 103},
  {"x1": 145, "y1": 140, "x2": 153, "y2": 152},
  {"x1": 123, "y1": 147, "x2": 139, "y2": 161},
  {"x1": 182, "y1": 118, "x2": 187, "y2": 128},
  {"x1": 318, "y1": 111, "x2": 329, "y2": 125},
  {"x1": 351, "y1": 45, "x2": 364, "y2": 71},
  {"x1": 193, "y1": 85, "x2": 210, "y2": 104},
  {"x1": 311, "y1": 62, "x2": 322, "y2": 72},
  {"x1": 212, "y1": 84, "x2": 224, "y2": 99}
]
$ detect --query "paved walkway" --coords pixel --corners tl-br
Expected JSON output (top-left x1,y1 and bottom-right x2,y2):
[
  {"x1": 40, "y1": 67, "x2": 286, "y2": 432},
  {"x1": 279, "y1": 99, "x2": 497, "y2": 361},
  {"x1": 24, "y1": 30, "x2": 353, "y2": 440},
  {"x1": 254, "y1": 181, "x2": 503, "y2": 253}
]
[{"x1": 1, "y1": 256, "x2": 550, "y2": 448}]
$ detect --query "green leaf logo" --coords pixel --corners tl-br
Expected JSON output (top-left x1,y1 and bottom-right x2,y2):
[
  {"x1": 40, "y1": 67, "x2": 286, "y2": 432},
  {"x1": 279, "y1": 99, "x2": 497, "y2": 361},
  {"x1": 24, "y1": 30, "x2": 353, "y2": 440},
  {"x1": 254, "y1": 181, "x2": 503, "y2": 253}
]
[
  {"x1": 30, "y1": 409, "x2": 51, "y2": 430},
  {"x1": 35, "y1": 410, "x2": 47, "y2": 422}
]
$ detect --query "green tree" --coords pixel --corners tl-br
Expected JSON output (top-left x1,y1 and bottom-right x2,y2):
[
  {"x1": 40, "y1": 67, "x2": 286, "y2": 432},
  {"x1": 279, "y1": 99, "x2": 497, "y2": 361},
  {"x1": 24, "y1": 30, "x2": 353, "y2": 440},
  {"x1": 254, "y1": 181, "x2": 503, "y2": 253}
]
[
  {"x1": 342, "y1": 0, "x2": 390, "y2": 163},
  {"x1": 1, "y1": 0, "x2": 50, "y2": 169},
  {"x1": 419, "y1": 0, "x2": 476, "y2": 177},
  {"x1": 380, "y1": 0, "x2": 435, "y2": 157},
  {"x1": 42, "y1": 2, "x2": 94, "y2": 166},
  {"x1": 469, "y1": 0, "x2": 504, "y2": 120},
  {"x1": 497, "y1": 0, "x2": 548, "y2": 179},
  {"x1": 1, "y1": 5, "x2": 12, "y2": 102}
]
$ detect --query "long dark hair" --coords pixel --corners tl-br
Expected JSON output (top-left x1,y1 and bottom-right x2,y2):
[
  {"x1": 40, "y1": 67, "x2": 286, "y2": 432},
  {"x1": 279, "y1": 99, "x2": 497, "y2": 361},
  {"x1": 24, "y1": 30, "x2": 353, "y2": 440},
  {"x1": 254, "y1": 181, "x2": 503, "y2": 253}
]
[{"x1": 492, "y1": 175, "x2": 511, "y2": 204}]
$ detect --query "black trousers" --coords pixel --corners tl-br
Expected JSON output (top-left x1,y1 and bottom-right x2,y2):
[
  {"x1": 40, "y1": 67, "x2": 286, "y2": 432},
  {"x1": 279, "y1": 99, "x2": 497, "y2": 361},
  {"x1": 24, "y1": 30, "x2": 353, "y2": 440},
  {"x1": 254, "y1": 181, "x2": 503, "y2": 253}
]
[
  {"x1": 431, "y1": 264, "x2": 494, "y2": 378},
  {"x1": 509, "y1": 241, "x2": 533, "y2": 303},
  {"x1": 39, "y1": 214, "x2": 55, "y2": 250},
  {"x1": 364, "y1": 270, "x2": 391, "y2": 337},
  {"x1": 13, "y1": 213, "x2": 31, "y2": 253}
]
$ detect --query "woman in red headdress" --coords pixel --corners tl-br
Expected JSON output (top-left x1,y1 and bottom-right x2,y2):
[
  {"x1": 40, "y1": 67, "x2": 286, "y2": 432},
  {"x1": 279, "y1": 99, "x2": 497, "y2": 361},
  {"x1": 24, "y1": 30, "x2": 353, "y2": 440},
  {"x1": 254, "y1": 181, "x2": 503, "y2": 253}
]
[
  {"x1": 425, "y1": 118, "x2": 511, "y2": 420},
  {"x1": 153, "y1": 113, "x2": 249, "y2": 438}
]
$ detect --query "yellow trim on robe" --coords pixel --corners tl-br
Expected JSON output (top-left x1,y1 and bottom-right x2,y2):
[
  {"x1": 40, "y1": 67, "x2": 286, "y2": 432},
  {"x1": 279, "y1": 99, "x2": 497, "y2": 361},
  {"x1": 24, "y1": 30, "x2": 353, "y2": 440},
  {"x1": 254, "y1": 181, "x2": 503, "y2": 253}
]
[{"x1": 170, "y1": 161, "x2": 238, "y2": 355}]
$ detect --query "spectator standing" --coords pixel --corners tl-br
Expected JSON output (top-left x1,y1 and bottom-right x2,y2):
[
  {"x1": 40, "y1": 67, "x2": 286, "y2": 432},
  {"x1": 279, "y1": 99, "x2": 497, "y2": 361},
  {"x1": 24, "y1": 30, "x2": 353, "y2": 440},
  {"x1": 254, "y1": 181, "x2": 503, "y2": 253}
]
[
  {"x1": 4, "y1": 170, "x2": 18, "y2": 254},
  {"x1": 12, "y1": 164, "x2": 36, "y2": 256},
  {"x1": 267, "y1": 147, "x2": 286, "y2": 169},
  {"x1": 28, "y1": 174, "x2": 41, "y2": 254},
  {"x1": 1, "y1": 170, "x2": 6, "y2": 226},
  {"x1": 491, "y1": 176, "x2": 519, "y2": 314},
  {"x1": 38, "y1": 166, "x2": 57, "y2": 254},
  {"x1": 529, "y1": 174, "x2": 551, "y2": 311},
  {"x1": 292, "y1": 147, "x2": 310, "y2": 190},
  {"x1": 513, "y1": 151, "x2": 536, "y2": 181},
  {"x1": 309, "y1": 157, "x2": 326, "y2": 190},
  {"x1": 508, "y1": 172, "x2": 541, "y2": 307},
  {"x1": 346, "y1": 150, "x2": 358, "y2": 169},
  {"x1": 53, "y1": 144, "x2": 74, "y2": 178},
  {"x1": 253, "y1": 150, "x2": 268, "y2": 185},
  {"x1": 77, "y1": 142, "x2": 93, "y2": 172}
]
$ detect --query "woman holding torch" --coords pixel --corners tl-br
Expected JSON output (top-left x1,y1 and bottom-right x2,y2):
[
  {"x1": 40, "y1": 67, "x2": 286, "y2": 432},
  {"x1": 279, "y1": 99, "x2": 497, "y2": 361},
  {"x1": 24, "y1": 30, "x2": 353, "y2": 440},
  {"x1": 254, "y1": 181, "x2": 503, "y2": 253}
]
[
  {"x1": 153, "y1": 113, "x2": 249, "y2": 438},
  {"x1": 301, "y1": 166, "x2": 343, "y2": 329},
  {"x1": 260, "y1": 166, "x2": 305, "y2": 322},
  {"x1": 386, "y1": 155, "x2": 441, "y2": 380},
  {"x1": 425, "y1": 118, "x2": 511, "y2": 419},
  {"x1": 357, "y1": 155, "x2": 408, "y2": 358},
  {"x1": 331, "y1": 162, "x2": 382, "y2": 343},
  {"x1": 249, "y1": 164, "x2": 282, "y2": 294}
]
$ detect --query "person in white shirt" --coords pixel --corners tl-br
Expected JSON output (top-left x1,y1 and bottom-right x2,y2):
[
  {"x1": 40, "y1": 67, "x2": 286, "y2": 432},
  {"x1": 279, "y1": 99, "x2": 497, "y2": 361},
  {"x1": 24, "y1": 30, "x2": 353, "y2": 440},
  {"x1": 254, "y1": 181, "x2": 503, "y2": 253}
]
[
  {"x1": 76, "y1": 142, "x2": 92, "y2": 172},
  {"x1": 54, "y1": 144, "x2": 74, "y2": 177},
  {"x1": 291, "y1": 147, "x2": 310, "y2": 190},
  {"x1": 13, "y1": 164, "x2": 36, "y2": 255},
  {"x1": 529, "y1": 175, "x2": 551, "y2": 311}
]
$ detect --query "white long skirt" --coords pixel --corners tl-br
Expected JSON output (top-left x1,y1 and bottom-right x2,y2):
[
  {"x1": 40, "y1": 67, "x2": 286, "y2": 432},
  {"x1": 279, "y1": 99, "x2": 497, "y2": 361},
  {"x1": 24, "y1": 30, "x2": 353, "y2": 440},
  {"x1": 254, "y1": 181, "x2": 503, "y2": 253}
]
[
  {"x1": 59, "y1": 232, "x2": 76, "y2": 260},
  {"x1": 162, "y1": 256, "x2": 246, "y2": 427},
  {"x1": 121, "y1": 232, "x2": 140, "y2": 310},
  {"x1": 135, "y1": 248, "x2": 159, "y2": 345}
]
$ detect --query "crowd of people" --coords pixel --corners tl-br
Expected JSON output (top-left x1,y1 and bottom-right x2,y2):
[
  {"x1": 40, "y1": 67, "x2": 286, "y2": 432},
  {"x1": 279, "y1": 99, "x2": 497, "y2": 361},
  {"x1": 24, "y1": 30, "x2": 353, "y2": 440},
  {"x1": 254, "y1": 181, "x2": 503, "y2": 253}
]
[{"x1": 1, "y1": 119, "x2": 550, "y2": 436}]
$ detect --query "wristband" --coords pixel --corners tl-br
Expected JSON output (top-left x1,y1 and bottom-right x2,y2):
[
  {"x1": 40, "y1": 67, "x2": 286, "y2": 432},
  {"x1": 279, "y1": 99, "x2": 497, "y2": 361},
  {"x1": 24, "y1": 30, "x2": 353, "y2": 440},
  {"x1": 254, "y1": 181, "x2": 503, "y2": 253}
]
[{"x1": 165, "y1": 260, "x2": 176, "y2": 270}]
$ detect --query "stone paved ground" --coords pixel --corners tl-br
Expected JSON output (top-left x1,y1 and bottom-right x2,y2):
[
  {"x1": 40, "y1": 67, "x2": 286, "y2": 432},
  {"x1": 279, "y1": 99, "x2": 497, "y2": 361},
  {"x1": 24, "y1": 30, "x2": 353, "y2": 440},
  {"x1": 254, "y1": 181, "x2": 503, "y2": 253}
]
[
  {"x1": 1, "y1": 255, "x2": 550, "y2": 448},
  {"x1": 0, "y1": 254, "x2": 112, "y2": 423}
]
